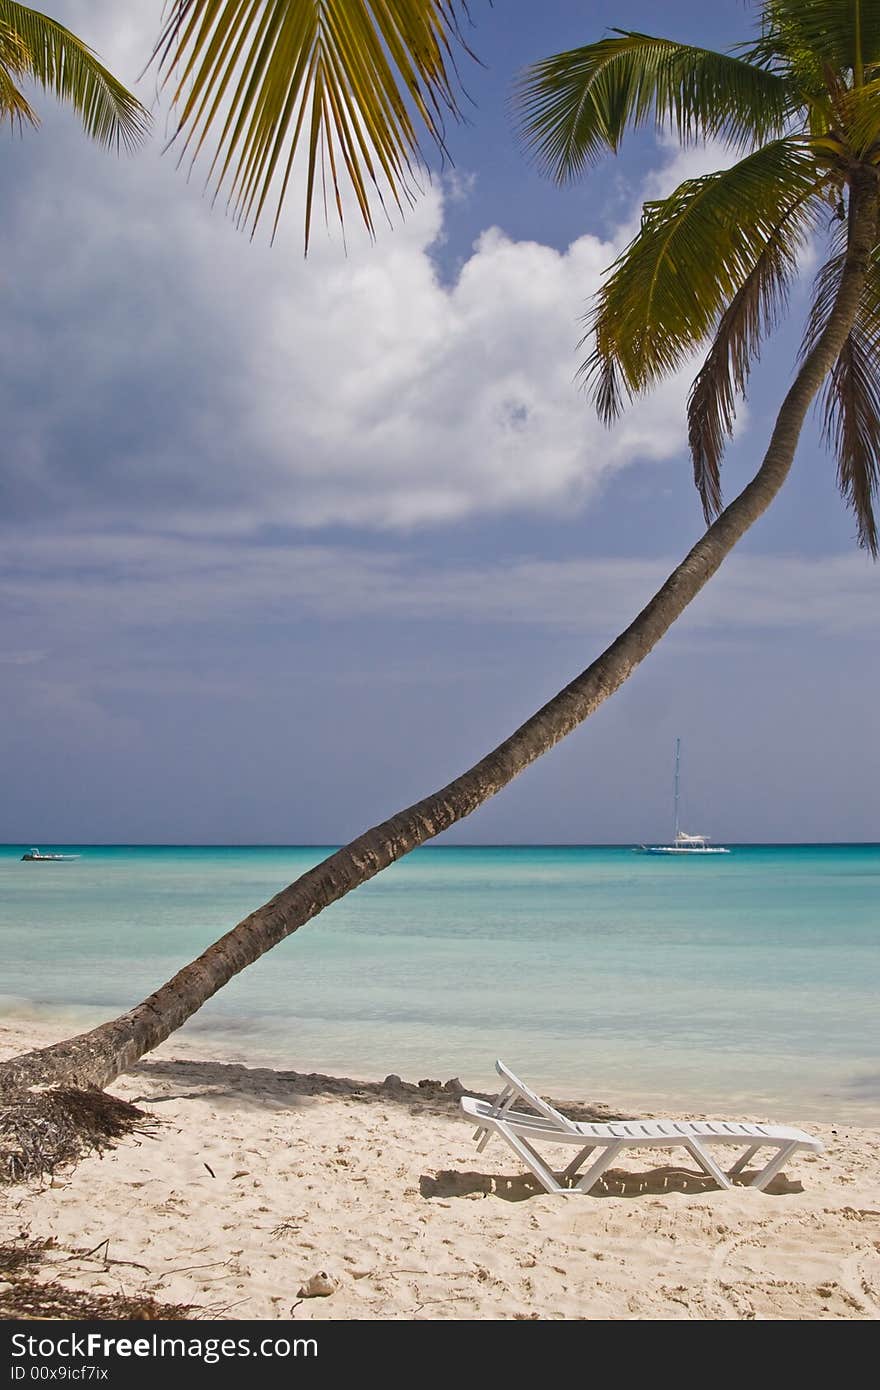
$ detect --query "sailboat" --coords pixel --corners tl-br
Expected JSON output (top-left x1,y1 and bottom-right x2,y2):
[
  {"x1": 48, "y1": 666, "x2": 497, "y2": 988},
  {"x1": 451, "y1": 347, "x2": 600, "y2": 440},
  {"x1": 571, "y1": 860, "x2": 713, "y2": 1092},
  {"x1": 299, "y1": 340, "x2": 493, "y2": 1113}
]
[{"x1": 638, "y1": 739, "x2": 730, "y2": 855}]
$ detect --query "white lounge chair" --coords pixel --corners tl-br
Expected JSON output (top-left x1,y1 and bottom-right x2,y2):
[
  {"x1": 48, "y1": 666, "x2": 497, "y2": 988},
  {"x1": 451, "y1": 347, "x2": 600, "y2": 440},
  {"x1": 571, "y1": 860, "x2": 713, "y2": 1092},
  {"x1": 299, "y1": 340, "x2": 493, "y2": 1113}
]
[{"x1": 460, "y1": 1061, "x2": 823, "y2": 1195}]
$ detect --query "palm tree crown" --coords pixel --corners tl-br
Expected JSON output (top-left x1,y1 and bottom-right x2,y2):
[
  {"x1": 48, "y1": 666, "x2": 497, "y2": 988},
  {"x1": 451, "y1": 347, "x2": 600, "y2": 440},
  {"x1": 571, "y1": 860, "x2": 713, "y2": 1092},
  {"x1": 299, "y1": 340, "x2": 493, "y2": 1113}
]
[
  {"x1": 518, "y1": 0, "x2": 880, "y2": 553},
  {"x1": 0, "y1": 1, "x2": 148, "y2": 151}
]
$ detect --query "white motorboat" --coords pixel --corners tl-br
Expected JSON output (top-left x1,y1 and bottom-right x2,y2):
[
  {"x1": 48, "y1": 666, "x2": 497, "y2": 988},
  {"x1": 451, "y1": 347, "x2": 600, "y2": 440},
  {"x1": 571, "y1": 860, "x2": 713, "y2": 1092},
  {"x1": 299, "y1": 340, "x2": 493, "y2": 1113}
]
[{"x1": 20, "y1": 848, "x2": 80, "y2": 862}]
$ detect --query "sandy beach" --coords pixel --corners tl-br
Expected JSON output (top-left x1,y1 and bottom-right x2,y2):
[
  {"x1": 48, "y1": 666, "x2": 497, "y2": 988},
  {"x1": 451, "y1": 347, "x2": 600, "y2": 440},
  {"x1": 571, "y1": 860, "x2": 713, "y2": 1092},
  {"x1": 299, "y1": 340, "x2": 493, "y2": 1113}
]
[{"x1": 1, "y1": 1021, "x2": 877, "y2": 1321}]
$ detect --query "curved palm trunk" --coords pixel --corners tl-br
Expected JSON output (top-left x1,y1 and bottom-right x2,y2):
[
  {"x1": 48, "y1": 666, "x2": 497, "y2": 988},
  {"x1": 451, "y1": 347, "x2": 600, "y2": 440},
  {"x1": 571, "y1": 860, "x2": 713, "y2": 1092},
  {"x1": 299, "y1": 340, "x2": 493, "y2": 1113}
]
[{"x1": 2, "y1": 173, "x2": 876, "y2": 1097}]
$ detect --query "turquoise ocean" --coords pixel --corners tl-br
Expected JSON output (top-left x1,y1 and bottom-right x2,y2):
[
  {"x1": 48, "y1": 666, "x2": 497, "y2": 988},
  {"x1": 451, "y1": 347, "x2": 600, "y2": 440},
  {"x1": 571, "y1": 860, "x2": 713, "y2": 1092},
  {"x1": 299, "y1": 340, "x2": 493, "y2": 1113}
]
[{"x1": 1, "y1": 844, "x2": 877, "y2": 1120}]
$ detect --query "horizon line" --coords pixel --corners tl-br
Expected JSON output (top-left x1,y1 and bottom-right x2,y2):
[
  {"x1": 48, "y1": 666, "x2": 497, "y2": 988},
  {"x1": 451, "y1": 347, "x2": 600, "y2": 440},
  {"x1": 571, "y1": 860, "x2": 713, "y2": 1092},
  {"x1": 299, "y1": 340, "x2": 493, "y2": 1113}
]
[{"x1": 4, "y1": 841, "x2": 880, "y2": 850}]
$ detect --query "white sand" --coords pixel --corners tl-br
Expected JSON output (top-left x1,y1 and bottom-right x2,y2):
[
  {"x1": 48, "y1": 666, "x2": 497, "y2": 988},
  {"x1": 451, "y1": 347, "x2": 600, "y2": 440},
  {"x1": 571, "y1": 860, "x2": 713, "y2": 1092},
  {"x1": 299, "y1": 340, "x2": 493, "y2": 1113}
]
[{"x1": 1, "y1": 1021, "x2": 878, "y2": 1320}]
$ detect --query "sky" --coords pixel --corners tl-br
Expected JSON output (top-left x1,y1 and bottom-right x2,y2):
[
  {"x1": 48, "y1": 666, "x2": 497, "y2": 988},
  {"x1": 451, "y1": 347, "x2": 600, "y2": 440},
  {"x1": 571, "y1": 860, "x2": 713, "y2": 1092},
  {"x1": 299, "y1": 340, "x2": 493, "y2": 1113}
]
[{"x1": 1, "y1": 0, "x2": 877, "y2": 846}]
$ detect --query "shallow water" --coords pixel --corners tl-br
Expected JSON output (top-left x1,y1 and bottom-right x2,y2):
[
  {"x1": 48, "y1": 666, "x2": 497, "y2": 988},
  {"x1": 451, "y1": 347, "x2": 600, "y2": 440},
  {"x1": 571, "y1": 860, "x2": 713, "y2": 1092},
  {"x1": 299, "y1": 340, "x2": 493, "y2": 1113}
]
[{"x1": 1, "y1": 844, "x2": 877, "y2": 1119}]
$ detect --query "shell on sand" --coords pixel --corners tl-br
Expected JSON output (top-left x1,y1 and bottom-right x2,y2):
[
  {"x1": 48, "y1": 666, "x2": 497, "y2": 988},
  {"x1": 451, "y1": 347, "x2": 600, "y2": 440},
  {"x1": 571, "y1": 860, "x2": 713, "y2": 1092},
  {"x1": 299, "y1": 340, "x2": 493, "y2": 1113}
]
[{"x1": 297, "y1": 1272, "x2": 339, "y2": 1298}]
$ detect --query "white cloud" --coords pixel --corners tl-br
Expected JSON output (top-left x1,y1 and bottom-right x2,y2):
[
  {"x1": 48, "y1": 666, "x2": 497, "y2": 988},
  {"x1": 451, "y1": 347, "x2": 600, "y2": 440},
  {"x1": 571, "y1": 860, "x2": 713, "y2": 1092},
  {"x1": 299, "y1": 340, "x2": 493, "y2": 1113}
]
[
  {"x1": 0, "y1": 1, "x2": 707, "y2": 537},
  {"x1": 9, "y1": 11, "x2": 867, "y2": 645}
]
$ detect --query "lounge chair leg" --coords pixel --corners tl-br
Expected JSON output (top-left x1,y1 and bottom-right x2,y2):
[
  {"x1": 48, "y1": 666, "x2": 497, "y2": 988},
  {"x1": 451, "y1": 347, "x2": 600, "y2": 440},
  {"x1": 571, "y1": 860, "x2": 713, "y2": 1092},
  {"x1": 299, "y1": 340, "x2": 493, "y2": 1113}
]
[
  {"x1": 574, "y1": 1141, "x2": 626, "y2": 1194},
  {"x1": 496, "y1": 1123, "x2": 563, "y2": 1195},
  {"x1": 728, "y1": 1143, "x2": 760, "y2": 1178},
  {"x1": 474, "y1": 1085, "x2": 514, "y2": 1152},
  {"x1": 750, "y1": 1141, "x2": 797, "y2": 1192},
  {"x1": 684, "y1": 1138, "x2": 732, "y2": 1190},
  {"x1": 562, "y1": 1145, "x2": 596, "y2": 1180}
]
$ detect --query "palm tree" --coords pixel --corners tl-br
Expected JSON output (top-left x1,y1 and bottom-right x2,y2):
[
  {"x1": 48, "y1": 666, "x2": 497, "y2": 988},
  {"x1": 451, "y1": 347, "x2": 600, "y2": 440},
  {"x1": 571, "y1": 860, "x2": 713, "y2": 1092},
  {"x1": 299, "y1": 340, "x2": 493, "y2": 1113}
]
[
  {"x1": 0, "y1": 1, "x2": 148, "y2": 149},
  {"x1": 2, "y1": 0, "x2": 878, "y2": 1095}
]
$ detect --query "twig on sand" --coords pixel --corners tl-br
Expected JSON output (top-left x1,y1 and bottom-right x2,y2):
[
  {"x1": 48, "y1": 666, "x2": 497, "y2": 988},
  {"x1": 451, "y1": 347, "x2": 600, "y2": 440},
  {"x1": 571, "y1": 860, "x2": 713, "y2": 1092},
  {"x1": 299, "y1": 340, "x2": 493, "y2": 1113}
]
[
  {"x1": 197, "y1": 1298, "x2": 250, "y2": 1320},
  {"x1": 65, "y1": 1244, "x2": 152, "y2": 1274},
  {"x1": 412, "y1": 1297, "x2": 455, "y2": 1314},
  {"x1": 78, "y1": 1238, "x2": 110, "y2": 1262},
  {"x1": 160, "y1": 1258, "x2": 232, "y2": 1277},
  {"x1": 270, "y1": 1221, "x2": 300, "y2": 1240}
]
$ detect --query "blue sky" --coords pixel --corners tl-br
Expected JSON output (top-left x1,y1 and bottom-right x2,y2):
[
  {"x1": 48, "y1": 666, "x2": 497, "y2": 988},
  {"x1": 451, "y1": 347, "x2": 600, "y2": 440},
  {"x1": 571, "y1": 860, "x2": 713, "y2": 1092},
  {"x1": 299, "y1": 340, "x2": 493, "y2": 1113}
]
[{"x1": 1, "y1": 0, "x2": 877, "y2": 844}]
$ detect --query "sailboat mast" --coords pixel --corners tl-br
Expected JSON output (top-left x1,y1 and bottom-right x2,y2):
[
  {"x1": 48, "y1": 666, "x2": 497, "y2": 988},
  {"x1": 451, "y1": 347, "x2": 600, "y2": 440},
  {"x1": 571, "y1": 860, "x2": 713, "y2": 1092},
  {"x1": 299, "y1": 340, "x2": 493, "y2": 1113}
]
[{"x1": 673, "y1": 738, "x2": 681, "y2": 840}]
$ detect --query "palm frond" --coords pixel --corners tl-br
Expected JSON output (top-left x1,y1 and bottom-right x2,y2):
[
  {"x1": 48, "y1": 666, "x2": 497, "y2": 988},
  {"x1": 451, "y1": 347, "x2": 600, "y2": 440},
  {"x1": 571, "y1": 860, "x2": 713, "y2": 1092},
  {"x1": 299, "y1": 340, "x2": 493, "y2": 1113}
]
[
  {"x1": 0, "y1": 19, "x2": 36, "y2": 127},
  {"x1": 516, "y1": 31, "x2": 791, "y2": 184},
  {"x1": 747, "y1": 5, "x2": 830, "y2": 112},
  {"x1": 0, "y1": 2, "x2": 148, "y2": 150},
  {"x1": 687, "y1": 195, "x2": 815, "y2": 521},
  {"x1": 842, "y1": 73, "x2": 880, "y2": 157},
  {"x1": 800, "y1": 218, "x2": 849, "y2": 359},
  {"x1": 825, "y1": 328, "x2": 880, "y2": 554},
  {"x1": 804, "y1": 225, "x2": 880, "y2": 554},
  {"x1": 760, "y1": 1, "x2": 880, "y2": 81},
  {"x1": 583, "y1": 138, "x2": 822, "y2": 421},
  {"x1": 0, "y1": 15, "x2": 27, "y2": 73},
  {"x1": 153, "y1": 0, "x2": 474, "y2": 249}
]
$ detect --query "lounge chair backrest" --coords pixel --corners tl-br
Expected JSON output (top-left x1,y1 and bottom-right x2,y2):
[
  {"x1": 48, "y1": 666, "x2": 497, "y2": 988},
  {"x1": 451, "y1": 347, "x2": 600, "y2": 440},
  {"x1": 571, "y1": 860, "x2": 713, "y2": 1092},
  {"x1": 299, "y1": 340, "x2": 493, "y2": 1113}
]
[{"x1": 494, "y1": 1060, "x2": 579, "y2": 1132}]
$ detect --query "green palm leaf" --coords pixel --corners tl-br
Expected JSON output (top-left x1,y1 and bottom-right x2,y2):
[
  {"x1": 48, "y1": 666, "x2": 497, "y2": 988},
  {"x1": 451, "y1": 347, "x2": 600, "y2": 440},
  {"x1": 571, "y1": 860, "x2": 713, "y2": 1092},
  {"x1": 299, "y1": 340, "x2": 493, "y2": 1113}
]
[
  {"x1": 0, "y1": 18, "x2": 36, "y2": 125},
  {"x1": 825, "y1": 322, "x2": 880, "y2": 555},
  {"x1": 841, "y1": 74, "x2": 880, "y2": 156},
  {"x1": 687, "y1": 191, "x2": 819, "y2": 521},
  {"x1": 800, "y1": 221, "x2": 850, "y2": 359},
  {"x1": 153, "y1": 0, "x2": 472, "y2": 249},
  {"x1": 516, "y1": 31, "x2": 791, "y2": 184},
  {"x1": 761, "y1": 1, "x2": 880, "y2": 81},
  {"x1": 583, "y1": 138, "x2": 823, "y2": 419},
  {"x1": 803, "y1": 230, "x2": 880, "y2": 554},
  {"x1": 0, "y1": 2, "x2": 148, "y2": 149}
]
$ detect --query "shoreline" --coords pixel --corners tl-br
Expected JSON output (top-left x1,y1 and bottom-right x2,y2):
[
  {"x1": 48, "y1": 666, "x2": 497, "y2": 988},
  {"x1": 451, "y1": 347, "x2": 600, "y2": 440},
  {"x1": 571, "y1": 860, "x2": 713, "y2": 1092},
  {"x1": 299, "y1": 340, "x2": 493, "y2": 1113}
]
[
  {"x1": 1, "y1": 1020, "x2": 878, "y2": 1320},
  {"x1": 1, "y1": 1003, "x2": 874, "y2": 1125}
]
